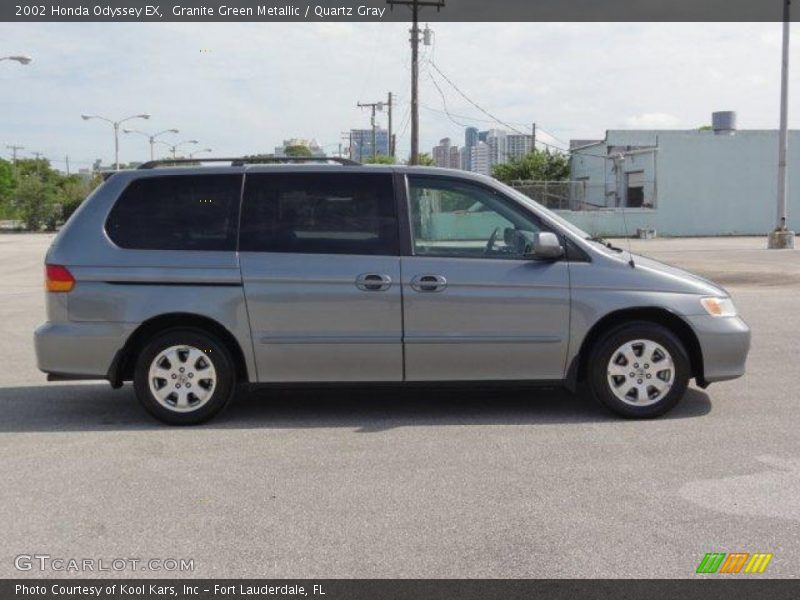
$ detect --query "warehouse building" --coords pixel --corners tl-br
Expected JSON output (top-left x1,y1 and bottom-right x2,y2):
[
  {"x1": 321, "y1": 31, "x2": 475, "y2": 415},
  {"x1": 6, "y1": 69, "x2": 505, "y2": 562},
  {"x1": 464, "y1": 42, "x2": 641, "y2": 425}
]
[{"x1": 564, "y1": 112, "x2": 800, "y2": 236}]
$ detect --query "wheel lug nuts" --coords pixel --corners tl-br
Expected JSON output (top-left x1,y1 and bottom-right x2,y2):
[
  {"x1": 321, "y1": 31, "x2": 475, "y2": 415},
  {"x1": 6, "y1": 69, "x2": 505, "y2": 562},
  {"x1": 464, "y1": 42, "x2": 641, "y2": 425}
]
[
  {"x1": 179, "y1": 367, "x2": 185, "y2": 373},
  {"x1": 634, "y1": 363, "x2": 639, "y2": 368},
  {"x1": 646, "y1": 374, "x2": 652, "y2": 379},
  {"x1": 188, "y1": 373, "x2": 194, "y2": 378},
  {"x1": 171, "y1": 374, "x2": 177, "y2": 379},
  {"x1": 637, "y1": 379, "x2": 643, "y2": 384},
  {"x1": 629, "y1": 372, "x2": 635, "y2": 377},
  {"x1": 176, "y1": 384, "x2": 181, "y2": 388},
  {"x1": 644, "y1": 364, "x2": 650, "y2": 369}
]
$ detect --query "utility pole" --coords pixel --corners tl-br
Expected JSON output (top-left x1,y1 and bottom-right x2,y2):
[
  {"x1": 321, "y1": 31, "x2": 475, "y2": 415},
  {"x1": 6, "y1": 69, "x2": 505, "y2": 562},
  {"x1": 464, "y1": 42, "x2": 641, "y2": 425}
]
[
  {"x1": 6, "y1": 144, "x2": 23, "y2": 175},
  {"x1": 769, "y1": 0, "x2": 796, "y2": 249},
  {"x1": 357, "y1": 100, "x2": 384, "y2": 160},
  {"x1": 387, "y1": 0, "x2": 445, "y2": 165},
  {"x1": 65, "y1": 155, "x2": 70, "y2": 175},
  {"x1": 387, "y1": 92, "x2": 394, "y2": 158},
  {"x1": 532, "y1": 123, "x2": 536, "y2": 153}
]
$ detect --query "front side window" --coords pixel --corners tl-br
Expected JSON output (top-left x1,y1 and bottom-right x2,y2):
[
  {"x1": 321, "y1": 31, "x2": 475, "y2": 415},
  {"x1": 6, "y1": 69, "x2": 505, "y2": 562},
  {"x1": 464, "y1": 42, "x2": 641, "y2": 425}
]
[
  {"x1": 239, "y1": 172, "x2": 398, "y2": 255},
  {"x1": 106, "y1": 174, "x2": 242, "y2": 251},
  {"x1": 407, "y1": 176, "x2": 543, "y2": 259}
]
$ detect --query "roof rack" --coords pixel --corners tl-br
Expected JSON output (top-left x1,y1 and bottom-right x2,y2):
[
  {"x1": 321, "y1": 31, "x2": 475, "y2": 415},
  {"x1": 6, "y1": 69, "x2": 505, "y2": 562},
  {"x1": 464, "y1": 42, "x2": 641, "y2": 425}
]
[{"x1": 137, "y1": 156, "x2": 361, "y2": 169}]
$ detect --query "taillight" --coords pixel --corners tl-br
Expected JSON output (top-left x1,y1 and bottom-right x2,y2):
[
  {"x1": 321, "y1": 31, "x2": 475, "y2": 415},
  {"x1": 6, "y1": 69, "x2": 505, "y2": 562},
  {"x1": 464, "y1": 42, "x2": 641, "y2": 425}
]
[{"x1": 45, "y1": 264, "x2": 75, "y2": 293}]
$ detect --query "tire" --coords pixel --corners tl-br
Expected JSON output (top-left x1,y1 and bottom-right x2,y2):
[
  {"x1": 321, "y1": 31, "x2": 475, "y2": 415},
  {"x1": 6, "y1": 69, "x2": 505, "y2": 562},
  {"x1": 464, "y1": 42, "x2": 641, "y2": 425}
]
[
  {"x1": 133, "y1": 328, "x2": 237, "y2": 425},
  {"x1": 587, "y1": 321, "x2": 690, "y2": 419}
]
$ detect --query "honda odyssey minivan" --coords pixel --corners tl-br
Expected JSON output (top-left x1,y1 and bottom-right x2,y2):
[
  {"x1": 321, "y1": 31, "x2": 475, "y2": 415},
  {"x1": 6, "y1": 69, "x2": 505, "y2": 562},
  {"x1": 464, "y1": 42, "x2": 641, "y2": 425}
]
[{"x1": 34, "y1": 158, "x2": 750, "y2": 424}]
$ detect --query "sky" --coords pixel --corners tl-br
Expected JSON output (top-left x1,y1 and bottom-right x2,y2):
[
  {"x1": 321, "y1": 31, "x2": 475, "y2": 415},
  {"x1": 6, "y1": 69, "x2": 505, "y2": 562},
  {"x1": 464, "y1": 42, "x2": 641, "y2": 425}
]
[{"x1": 0, "y1": 21, "x2": 797, "y2": 170}]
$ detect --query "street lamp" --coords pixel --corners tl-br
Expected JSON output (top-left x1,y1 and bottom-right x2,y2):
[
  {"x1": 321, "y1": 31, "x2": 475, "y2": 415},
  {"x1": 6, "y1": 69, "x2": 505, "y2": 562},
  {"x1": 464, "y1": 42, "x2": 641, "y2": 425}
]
[
  {"x1": 189, "y1": 148, "x2": 212, "y2": 159},
  {"x1": 81, "y1": 113, "x2": 150, "y2": 170},
  {"x1": 123, "y1": 127, "x2": 179, "y2": 161},
  {"x1": 157, "y1": 139, "x2": 199, "y2": 159},
  {"x1": 0, "y1": 55, "x2": 32, "y2": 65}
]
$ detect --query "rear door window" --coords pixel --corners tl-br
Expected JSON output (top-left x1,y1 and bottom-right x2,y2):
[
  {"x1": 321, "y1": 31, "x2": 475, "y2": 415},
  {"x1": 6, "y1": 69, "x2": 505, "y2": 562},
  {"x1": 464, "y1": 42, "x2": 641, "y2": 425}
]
[
  {"x1": 106, "y1": 174, "x2": 242, "y2": 251},
  {"x1": 239, "y1": 172, "x2": 399, "y2": 255}
]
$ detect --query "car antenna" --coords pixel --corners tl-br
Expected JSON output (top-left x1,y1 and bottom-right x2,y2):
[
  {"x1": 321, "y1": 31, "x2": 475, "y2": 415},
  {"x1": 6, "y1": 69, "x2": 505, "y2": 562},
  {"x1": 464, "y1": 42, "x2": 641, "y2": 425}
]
[{"x1": 615, "y1": 152, "x2": 636, "y2": 268}]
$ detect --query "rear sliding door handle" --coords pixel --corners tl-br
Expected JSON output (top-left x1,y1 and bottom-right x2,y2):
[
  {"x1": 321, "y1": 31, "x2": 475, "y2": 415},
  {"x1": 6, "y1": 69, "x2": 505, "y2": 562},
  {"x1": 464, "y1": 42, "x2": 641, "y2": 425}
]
[
  {"x1": 410, "y1": 274, "x2": 447, "y2": 293},
  {"x1": 355, "y1": 273, "x2": 392, "y2": 292}
]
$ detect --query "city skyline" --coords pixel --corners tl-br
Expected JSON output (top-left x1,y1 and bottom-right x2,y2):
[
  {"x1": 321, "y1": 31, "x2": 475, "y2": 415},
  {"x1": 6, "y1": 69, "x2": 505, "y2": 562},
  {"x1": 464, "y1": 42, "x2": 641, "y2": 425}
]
[{"x1": 1, "y1": 22, "x2": 797, "y2": 168}]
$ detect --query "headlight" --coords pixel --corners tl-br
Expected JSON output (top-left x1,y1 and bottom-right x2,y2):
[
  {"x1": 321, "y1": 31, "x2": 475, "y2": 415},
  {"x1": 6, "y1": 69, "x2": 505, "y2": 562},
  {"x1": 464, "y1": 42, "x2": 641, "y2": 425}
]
[{"x1": 700, "y1": 296, "x2": 737, "y2": 317}]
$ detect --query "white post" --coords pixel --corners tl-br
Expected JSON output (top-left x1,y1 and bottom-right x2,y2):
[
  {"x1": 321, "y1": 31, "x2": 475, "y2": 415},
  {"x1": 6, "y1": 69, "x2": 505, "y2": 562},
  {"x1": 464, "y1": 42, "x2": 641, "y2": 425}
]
[{"x1": 769, "y1": 0, "x2": 796, "y2": 248}]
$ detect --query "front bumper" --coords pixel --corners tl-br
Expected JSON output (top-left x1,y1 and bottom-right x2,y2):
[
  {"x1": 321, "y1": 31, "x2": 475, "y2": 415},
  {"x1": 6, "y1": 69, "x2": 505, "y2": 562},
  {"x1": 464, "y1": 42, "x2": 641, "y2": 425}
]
[
  {"x1": 34, "y1": 321, "x2": 131, "y2": 380},
  {"x1": 685, "y1": 315, "x2": 751, "y2": 384}
]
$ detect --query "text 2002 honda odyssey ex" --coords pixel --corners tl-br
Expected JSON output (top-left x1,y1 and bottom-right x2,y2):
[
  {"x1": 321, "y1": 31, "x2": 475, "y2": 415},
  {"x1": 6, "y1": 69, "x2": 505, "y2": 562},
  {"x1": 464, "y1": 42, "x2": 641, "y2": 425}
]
[{"x1": 34, "y1": 159, "x2": 750, "y2": 424}]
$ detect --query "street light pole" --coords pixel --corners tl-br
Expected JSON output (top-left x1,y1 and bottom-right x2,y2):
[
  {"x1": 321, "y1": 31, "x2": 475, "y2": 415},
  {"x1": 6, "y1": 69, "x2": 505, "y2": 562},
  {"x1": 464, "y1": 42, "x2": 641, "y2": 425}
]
[
  {"x1": 189, "y1": 148, "x2": 212, "y2": 159},
  {"x1": 123, "y1": 128, "x2": 180, "y2": 161},
  {"x1": 0, "y1": 55, "x2": 33, "y2": 65},
  {"x1": 158, "y1": 139, "x2": 199, "y2": 159},
  {"x1": 769, "y1": 0, "x2": 796, "y2": 249},
  {"x1": 81, "y1": 113, "x2": 151, "y2": 170}
]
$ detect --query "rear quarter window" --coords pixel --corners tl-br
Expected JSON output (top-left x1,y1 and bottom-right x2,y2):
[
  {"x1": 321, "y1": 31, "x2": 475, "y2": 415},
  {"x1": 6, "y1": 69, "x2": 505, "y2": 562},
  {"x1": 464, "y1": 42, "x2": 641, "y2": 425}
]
[{"x1": 105, "y1": 174, "x2": 242, "y2": 251}]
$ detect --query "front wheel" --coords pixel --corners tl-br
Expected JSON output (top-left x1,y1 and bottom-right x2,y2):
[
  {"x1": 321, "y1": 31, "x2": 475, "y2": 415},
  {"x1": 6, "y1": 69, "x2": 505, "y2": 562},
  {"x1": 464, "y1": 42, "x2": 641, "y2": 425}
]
[
  {"x1": 133, "y1": 328, "x2": 237, "y2": 425},
  {"x1": 588, "y1": 322, "x2": 690, "y2": 418}
]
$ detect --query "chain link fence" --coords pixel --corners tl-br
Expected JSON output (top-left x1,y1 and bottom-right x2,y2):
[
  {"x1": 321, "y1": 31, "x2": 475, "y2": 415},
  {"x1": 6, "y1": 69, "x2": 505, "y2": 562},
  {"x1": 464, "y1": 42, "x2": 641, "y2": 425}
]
[{"x1": 509, "y1": 180, "x2": 655, "y2": 211}]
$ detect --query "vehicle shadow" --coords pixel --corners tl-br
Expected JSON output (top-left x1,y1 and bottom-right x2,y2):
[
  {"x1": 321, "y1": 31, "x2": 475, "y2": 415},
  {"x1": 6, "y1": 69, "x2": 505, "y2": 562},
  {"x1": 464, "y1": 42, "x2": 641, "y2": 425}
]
[{"x1": 0, "y1": 382, "x2": 712, "y2": 433}]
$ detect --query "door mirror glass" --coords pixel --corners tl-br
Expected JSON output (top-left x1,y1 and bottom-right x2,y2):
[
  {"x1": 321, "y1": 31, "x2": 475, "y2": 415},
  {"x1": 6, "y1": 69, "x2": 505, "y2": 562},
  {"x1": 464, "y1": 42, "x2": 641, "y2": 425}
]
[{"x1": 530, "y1": 232, "x2": 564, "y2": 260}]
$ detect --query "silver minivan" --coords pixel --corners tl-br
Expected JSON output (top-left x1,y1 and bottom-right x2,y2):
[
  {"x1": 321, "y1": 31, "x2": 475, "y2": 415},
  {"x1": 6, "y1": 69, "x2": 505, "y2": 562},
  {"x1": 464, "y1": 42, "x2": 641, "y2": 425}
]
[{"x1": 35, "y1": 159, "x2": 750, "y2": 424}]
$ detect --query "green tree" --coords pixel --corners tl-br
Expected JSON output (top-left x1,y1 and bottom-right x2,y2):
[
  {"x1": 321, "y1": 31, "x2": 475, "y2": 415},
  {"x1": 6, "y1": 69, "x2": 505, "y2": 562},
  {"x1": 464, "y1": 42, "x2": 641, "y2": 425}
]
[
  {"x1": 12, "y1": 176, "x2": 58, "y2": 231},
  {"x1": 363, "y1": 155, "x2": 396, "y2": 165},
  {"x1": 56, "y1": 174, "x2": 102, "y2": 223},
  {"x1": 284, "y1": 145, "x2": 313, "y2": 157},
  {"x1": 416, "y1": 153, "x2": 436, "y2": 166},
  {"x1": 0, "y1": 159, "x2": 15, "y2": 201},
  {"x1": 492, "y1": 149, "x2": 570, "y2": 183}
]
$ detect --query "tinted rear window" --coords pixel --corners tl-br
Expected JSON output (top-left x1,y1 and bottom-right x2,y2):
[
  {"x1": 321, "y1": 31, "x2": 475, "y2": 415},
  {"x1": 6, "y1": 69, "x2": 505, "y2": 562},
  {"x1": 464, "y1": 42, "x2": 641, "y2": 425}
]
[
  {"x1": 239, "y1": 172, "x2": 398, "y2": 255},
  {"x1": 106, "y1": 174, "x2": 242, "y2": 251}
]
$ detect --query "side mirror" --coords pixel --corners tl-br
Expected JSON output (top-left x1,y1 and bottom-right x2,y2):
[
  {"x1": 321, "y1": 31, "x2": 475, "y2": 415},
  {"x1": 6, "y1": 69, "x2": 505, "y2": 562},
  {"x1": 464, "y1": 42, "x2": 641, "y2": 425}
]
[{"x1": 530, "y1": 232, "x2": 564, "y2": 260}]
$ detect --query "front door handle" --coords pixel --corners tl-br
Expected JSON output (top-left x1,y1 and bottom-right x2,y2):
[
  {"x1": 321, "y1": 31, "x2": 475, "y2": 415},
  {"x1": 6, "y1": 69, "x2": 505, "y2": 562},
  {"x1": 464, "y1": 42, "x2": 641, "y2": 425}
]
[
  {"x1": 355, "y1": 273, "x2": 392, "y2": 292},
  {"x1": 410, "y1": 274, "x2": 447, "y2": 293}
]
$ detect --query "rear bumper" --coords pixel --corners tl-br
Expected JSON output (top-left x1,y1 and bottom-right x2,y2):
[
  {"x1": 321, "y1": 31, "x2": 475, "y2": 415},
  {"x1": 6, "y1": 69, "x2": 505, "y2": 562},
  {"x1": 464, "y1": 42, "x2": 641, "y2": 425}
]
[
  {"x1": 686, "y1": 315, "x2": 751, "y2": 384},
  {"x1": 34, "y1": 321, "x2": 132, "y2": 380}
]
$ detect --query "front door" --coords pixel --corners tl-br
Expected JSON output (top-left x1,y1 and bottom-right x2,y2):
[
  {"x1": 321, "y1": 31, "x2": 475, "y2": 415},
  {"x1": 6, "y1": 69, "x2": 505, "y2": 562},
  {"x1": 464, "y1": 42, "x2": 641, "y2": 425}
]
[
  {"x1": 401, "y1": 175, "x2": 571, "y2": 381},
  {"x1": 239, "y1": 171, "x2": 402, "y2": 382}
]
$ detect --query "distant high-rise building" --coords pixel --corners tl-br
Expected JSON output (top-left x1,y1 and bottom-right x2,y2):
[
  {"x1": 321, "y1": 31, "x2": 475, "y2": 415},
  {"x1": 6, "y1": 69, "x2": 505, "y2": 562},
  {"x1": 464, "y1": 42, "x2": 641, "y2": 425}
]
[
  {"x1": 464, "y1": 126, "x2": 479, "y2": 171},
  {"x1": 486, "y1": 129, "x2": 508, "y2": 167},
  {"x1": 507, "y1": 134, "x2": 534, "y2": 160},
  {"x1": 350, "y1": 129, "x2": 389, "y2": 161},
  {"x1": 432, "y1": 137, "x2": 455, "y2": 168},
  {"x1": 478, "y1": 130, "x2": 489, "y2": 143},
  {"x1": 470, "y1": 141, "x2": 490, "y2": 176}
]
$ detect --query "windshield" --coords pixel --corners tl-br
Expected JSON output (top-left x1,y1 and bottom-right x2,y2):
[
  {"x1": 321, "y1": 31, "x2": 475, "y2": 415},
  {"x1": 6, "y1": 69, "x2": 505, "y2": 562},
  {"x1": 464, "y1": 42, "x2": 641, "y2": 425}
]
[{"x1": 494, "y1": 179, "x2": 592, "y2": 240}]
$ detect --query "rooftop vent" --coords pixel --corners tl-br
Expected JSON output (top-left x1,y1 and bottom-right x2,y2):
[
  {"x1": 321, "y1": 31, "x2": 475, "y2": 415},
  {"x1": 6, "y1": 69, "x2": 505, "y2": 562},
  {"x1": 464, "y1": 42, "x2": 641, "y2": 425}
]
[{"x1": 712, "y1": 111, "x2": 737, "y2": 135}]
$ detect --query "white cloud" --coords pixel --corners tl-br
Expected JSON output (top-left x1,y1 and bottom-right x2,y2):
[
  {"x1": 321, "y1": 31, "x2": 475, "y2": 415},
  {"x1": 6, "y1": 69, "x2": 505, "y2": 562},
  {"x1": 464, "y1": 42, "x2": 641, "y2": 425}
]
[{"x1": 623, "y1": 113, "x2": 682, "y2": 129}]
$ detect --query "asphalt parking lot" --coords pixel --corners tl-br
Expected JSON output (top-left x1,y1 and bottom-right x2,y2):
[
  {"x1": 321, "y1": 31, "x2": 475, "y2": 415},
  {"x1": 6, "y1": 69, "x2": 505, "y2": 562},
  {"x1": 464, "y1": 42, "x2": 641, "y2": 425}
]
[{"x1": 1, "y1": 233, "x2": 798, "y2": 579}]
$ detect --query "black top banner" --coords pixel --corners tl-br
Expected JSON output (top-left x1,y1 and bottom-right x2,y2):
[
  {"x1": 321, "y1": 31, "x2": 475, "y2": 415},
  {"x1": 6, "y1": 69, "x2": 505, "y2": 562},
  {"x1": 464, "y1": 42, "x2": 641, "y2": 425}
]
[
  {"x1": 3, "y1": 579, "x2": 800, "y2": 600},
  {"x1": 1, "y1": 0, "x2": 797, "y2": 22}
]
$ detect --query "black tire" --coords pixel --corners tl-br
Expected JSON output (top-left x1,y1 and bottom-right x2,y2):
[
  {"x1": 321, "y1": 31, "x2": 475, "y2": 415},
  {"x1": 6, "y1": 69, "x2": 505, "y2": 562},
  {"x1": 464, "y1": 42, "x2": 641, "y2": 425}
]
[
  {"x1": 133, "y1": 328, "x2": 237, "y2": 425},
  {"x1": 587, "y1": 321, "x2": 690, "y2": 419}
]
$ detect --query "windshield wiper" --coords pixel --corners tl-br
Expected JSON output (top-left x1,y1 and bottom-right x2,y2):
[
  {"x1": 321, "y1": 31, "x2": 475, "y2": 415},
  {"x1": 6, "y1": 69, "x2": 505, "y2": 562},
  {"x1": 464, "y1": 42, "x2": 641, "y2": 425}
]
[{"x1": 586, "y1": 236, "x2": 624, "y2": 252}]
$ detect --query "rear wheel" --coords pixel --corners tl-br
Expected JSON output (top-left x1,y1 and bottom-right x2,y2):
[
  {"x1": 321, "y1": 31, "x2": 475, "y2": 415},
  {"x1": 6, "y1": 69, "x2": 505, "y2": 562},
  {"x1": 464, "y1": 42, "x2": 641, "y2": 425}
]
[
  {"x1": 133, "y1": 328, "x2": 236, "y2": 425},
  {"x1": 588, "y1": 321, "x2": 690, "y2": 418}
]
